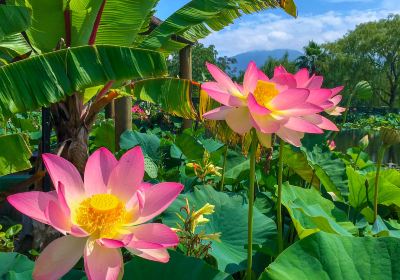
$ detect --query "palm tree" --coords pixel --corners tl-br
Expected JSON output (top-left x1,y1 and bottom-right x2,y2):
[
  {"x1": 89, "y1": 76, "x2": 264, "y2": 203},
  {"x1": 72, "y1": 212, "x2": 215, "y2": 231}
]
[{"x1": 296, "y1": 40, "x2": 326, "y2": 75}]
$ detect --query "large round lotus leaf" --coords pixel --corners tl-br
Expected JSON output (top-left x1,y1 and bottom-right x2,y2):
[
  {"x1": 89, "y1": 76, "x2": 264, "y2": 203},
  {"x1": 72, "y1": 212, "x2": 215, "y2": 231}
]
[
  {"x1": 260, "y1": 231, "x2": 400, "y2": 280},
  {"x1": 124, "y1": 250, "x2": 232, "y2": 280},
  {"x1": 0, "y1": 252, "x2": 34, "y2": 279},
  {"x1": 281, "y1": 183, "x2": 355, "y2": 239},
  {"x1": 163, "y1": 186, "x2": 276, "y2": 274}
]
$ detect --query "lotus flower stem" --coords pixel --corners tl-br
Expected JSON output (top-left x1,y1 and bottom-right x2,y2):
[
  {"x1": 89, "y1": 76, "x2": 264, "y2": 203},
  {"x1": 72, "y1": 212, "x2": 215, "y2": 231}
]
[
  {"x1": 220, "y1": 145, "x2": 228, "y2": 191},
  {"x1": 373, "y1": 145, "x2": 386, "y2": 222},
  {"x1": 277, "y1": 138, "x2": 284, "y2": 254},
  {"x1": 246, "y1": 129, "x2": 258, "y2": 280},
  {"x1": 329, "y1": 91, "x2": 354, "y2": 143}
]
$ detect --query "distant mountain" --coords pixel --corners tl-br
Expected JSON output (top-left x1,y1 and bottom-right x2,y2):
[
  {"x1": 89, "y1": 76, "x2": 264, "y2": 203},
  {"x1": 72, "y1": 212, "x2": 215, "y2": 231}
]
[{"x1": 231, "y1": 49, "x2": 302, "y2": 74}]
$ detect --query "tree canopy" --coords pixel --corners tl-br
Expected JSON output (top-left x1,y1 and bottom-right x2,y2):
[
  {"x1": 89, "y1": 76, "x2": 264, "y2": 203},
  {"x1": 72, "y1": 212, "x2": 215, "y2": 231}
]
[{"x1": 322, "y1": 15, "x2": 400, "y2": 108}]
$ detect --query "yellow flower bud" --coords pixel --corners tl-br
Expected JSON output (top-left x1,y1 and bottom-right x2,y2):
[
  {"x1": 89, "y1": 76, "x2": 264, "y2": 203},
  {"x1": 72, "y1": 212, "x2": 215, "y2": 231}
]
[
  {"x1": 189, "y1": 203, "x2": 215, "y2": 233},
  {"x1": 358, "y1": 135, "x2": 369, "y2": 150},
  {"x1": 201, "y1": 232, "x2": 222, "y2": 242},
  {"x1": 192, "y1": 203, "x2": 215, "y2": 218}
]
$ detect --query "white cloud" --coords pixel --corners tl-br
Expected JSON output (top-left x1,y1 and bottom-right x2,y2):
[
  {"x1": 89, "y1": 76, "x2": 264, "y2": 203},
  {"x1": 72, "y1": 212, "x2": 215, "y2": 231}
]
[{"x1": 201, "y1": 9, "x2": 400, "y2": 56}]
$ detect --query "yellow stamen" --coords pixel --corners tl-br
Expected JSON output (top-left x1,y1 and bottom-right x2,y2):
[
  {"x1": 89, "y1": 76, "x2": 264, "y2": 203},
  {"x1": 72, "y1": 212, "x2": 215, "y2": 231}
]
[
  {"x1": 253, "y1": 80, "x2": 279, "y2": 108},
  {"x1": 90, "y1": 193, "x2": 119, "y2": 211},
  {"x1": 75, "y1": 194, "x2": 129, "y2": 238}
]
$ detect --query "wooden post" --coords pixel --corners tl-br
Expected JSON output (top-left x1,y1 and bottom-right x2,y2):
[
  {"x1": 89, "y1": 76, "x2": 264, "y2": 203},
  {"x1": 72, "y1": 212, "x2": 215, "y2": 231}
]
[
  {"x1": 114, "y1": 97, "x2": 132, "y2": 152},
  {"x1": 179, "y1": 45, "x2": 193, "y2": 130},
  {"x1": 105, "y1": 100, "x2": 115, "y2": 119},
  {"x1": 41, "y1": 107, "x2": 51, "y2": 191}
]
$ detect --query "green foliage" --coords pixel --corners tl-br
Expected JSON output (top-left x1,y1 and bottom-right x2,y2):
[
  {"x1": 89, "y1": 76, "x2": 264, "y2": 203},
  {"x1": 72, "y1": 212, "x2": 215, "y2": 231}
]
[
  {"x1": 0, "y1": 224, "x2": 22, "y2": 252},
  {"x1": 261, "y1": 52, "x2": 297, "y2": 78},
  {"x1": 223, "y1": 159, "x2": 249, "y2": 185},
  {"x1": 0, "y1": 252, "x2": 34, "y2": 279},
  {"x1": 124, "y1": 250, "x2": 232, "y2": 280},
  {"x1": 0, "y1": 33, "x2": 32, "y2": 65},
  {"x1": 303, "y1": 145, "x2": 348, "y2": 198},
  {"x1": 132, "y1": 78, "x2": 198, "y2": 119},
  {"x1": 281, "y1": 184, "x2": 355, "y2": 239},
  {"x1": 167, "y1": 43, "x2": 237, "y2": 82},
  {"x1": 90, "y1": 119, "x2": 115, "y2": 152},
  {"x1": 0, "y1": 45, "x2": 167, "y2": 116},
  {"x1": 353, "y1": 81, "x2": 373, "y2": 101},
  {"x1": 347, "y1": 167, "x2": 400, "y2": 222},
  {"x1": 13, "y1": 0, "x2": 65, "y2": 52},
  {"x1": 295, "y1": 40, "x2": 326, "y2": 74},
  {"x1": 343, "y1": 113, "x2": 400, "y2": 131},
  {"x1": 10, "y1": 0, "x2": 158, "y2": 50},
  {"x1": 322, "y1": 15, "x2": 400, "y2": 108},
  {"x1": 0, "y1": 133, "x2": 31, "y2": 176},
  {"x1": 0, "y1": 5, "x2": 31, "y2": 42},
  {"x1": 282, "y1": 145, "x2": 319, "y2": 188},
  {"x1": 120, "y1": 130, "x2": 160, "y2": 159},
  {"x1": 163, "y1": 186, "x2": 276, "y2": 274},
  {"x1": 0, "y1": 4, "x2": 31, "y2": 66},
  {"x1": 140, "y1": 0, "x2": 294, "y2": 53},
  {"x1": 260, "y1": 232, "x2": 400, "y2": 280},
  {"x1": 282, "y1": 145, "x2": 348, "y2": 198},
  {"x1": 143, "y1": 155, "x2": 158, "y2": 179},
  {"x1": 93, "y1": 0, "x2": 159, "y2": 46},
  {"x1": 174, "y1": 133, "x2": 205, "y2": 162}
]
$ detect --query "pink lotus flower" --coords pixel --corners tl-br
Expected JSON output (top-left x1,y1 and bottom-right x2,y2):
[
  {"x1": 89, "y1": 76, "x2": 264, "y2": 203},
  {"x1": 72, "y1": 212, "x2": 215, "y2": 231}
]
[
  {"x1": 7, "y1": 147, "x2": 183, "y2": 280},
  {"x1": 273, "y1": 66, "x2": 346, "y2": 116},
  {"x1": 202, "y1": 62, "x2": 340, "y2": 147}
]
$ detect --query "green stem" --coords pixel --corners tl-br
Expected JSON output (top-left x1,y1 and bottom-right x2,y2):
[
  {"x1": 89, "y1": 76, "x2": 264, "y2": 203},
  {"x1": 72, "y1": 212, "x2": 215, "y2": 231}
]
[
  {"x1": 246, "y1": 130, "x2": 258, "y2": 280},
  {"x1": 330, "y1": 92, "x2": 354, "y2": 142},
  {"x1": 373, "y1": 145, "x2": 386, "y2": 222},
  {"x1": 353, "y1": 150, "x2": 362, "y2": 168},
  {"x1": 277, "y1": 139, "x2": 284, "y2": 255},
  {"x1": 219, "y1": 145, "x2": 228, "y2": 192},
  {"x1": 309, "y1": 169, "x2": 316, "y2": 189}
]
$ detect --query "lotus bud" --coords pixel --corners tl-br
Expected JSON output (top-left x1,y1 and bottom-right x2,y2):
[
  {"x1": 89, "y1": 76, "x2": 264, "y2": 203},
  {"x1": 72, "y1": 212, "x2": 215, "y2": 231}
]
[
  {"x1": 380, "y1": 127, "x2": 400, "y2": 148},
  {"x1": 358, "y1": 135, "x2": 369, "y2": 150}
]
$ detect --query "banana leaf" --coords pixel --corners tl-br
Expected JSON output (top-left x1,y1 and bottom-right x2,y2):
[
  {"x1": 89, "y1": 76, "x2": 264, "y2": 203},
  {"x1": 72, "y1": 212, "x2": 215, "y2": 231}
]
[
  {"x1": 139, "y1": 0, "x2": 296, "y2": 53},
  {"x1": 0, "y1": 5, "x2": 31, "y2": 42},
  {"x1": 0, "y1": 45, "x2": 167, "y2": 116},
  {"x1": 132, "y1": 78, "x2": 198, "y2": 119},
  {"x1": 11, "y1": 0, "x2": 160, "y2": 50},
  {"x1": 0, "y1": 133, "x2": 32, "y2": 176}
]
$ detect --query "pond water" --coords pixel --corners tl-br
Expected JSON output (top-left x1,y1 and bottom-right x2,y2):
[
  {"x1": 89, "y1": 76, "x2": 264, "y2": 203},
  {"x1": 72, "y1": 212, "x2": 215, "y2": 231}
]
[{"x1": 335, "y1": 130, "x2": 399, "y2": 165}]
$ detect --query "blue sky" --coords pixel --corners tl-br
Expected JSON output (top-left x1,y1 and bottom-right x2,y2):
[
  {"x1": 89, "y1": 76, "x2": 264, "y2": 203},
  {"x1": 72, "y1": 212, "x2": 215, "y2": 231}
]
[{"x1": 155, "y1": 0, "x2": 400, "y2": 56}]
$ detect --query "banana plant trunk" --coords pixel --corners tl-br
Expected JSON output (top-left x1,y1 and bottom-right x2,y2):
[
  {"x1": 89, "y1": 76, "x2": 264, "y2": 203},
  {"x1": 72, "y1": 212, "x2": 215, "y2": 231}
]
[
  {"x1": 33, "y1": 92, "x2": 112, "y2": 250},
  {"x1": 51, "y1": 94, "x2": 91, "y2": 175}
]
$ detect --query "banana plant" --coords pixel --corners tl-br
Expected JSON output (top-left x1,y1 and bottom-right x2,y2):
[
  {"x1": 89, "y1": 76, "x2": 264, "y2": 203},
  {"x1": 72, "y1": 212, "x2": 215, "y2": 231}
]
[{"x1": 0, "y1": 0, "x2": 296, "y2": 174}]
